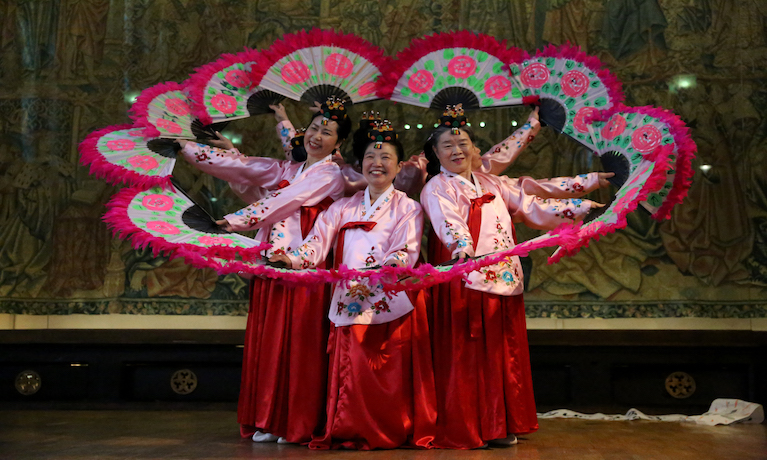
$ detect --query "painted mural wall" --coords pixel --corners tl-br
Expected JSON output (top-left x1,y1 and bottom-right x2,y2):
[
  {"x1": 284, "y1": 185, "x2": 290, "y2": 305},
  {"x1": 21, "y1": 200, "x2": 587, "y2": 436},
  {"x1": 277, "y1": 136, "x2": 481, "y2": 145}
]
[{"x1": 0, "y1": 0, "x2": 765, "y2": 320}]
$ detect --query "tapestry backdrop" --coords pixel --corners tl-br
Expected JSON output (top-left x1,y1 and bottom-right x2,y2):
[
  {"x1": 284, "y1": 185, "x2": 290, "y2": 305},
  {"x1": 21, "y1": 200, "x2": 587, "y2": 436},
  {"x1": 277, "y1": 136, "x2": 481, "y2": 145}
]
[{"x1": 1, "y1": 0, "x2": 765, "y2": 319}]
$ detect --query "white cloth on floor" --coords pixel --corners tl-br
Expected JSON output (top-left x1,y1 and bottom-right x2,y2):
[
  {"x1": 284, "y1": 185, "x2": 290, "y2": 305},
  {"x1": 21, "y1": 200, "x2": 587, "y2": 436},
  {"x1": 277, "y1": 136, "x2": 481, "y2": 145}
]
[{"x1": 538, "y1": 399, "x2": 764, "y2": 426}]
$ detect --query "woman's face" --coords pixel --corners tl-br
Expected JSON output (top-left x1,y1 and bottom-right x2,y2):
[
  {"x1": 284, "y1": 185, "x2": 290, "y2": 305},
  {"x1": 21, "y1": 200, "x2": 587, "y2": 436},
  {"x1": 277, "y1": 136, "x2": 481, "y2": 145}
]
[
  {"x1": 433, "y1": 128, "x2": 474, "y2": 176},
  {"x1": 303, "y1": 117, "x2": 342, "y2": 160},
  {"x1": 362, "y1": 143, "x2": 402, "y2": 190}
]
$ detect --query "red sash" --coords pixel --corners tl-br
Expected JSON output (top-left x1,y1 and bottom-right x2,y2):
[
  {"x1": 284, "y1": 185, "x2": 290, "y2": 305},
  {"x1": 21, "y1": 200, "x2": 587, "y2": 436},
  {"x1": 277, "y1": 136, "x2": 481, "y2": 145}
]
[{"x1": 334, "y1": 221, "x2": 377, "y2": 270}]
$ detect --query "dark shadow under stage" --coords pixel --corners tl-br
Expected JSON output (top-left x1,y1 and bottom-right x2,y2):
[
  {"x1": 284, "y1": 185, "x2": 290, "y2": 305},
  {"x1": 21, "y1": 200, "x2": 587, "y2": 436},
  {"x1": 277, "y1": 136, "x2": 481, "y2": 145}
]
[{"x1": 0, "y1": 409, "x2": 765, "y2": 459}]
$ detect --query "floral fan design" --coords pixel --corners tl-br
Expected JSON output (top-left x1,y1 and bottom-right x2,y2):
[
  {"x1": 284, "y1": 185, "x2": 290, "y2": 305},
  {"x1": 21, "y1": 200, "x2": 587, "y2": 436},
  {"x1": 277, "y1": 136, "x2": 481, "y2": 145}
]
[
  {"x1": 584, "y1": 105, "x2": 696, "y2": 219},
  {"x1": 187, "y1": 48, "x2": 285, "y2": 125},
  {"x1": 79, "y1": 124, "x2": 177, "y2": 189},
  {"x1": 104, "y1": 184, "x2": 270, "y2": 264},
  {"x1": 508, "y1": 43, "x2": 624, "y2": 148},
  {"x1": 379, "y1": 31, "x2": 529, "y2": 109},
  {"x1": 251, "y1": 28, "x2": 389, "y2": 106}
]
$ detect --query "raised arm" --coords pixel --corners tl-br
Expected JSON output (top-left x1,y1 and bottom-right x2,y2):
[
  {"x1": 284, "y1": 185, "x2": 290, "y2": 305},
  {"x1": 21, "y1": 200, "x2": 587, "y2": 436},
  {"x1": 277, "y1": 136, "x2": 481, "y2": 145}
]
[
  {"x1": 477, "y1": 108, "x2": 541, "y2": 175},
  {"x1": 500, "y1": 172, "x2": 612, "y2": 199},
  {"x1": 179, "y1": 140, "x2": 290, "y2": 189},
  {"x1": 223, "y1": 164, "x2": 344, "y2": 231},
  {"x1": 498, "y1": 178, "x2": 597, "y2": 231}
]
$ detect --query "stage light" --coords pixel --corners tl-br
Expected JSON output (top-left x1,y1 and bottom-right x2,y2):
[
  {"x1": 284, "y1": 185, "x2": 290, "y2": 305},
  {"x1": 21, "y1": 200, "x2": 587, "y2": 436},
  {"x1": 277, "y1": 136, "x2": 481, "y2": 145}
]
[
  {"x1": 230, "y1": 135, "x2": 242, "y2": 145},
  {"x1": 124, "y1": 91, "x2": 140, "y2": 105},
  {"x1": 669, "y1": 74, "x2": 697, "y2": 93},
  {"x1": 210, "y1": 197, "x2": 218, "y2": 202},
  {"x1": 404, "y1": 124, "x2": 411, "y2": 130},
  {"x1": 416, "y1": 123, "x2": 423, "y2": 129},
  {"x1": 479, "y1": 122, "x2": 486, "y2": 128},
  {"x1": 511, "y1": 120, "x2": 518, "y2": 127},
  {"x1": 699, "y1": 164, "x2": 712, "y2": 173},
  {"x1": 434, "y1": 123, "x2": 439, "y2": 128}
]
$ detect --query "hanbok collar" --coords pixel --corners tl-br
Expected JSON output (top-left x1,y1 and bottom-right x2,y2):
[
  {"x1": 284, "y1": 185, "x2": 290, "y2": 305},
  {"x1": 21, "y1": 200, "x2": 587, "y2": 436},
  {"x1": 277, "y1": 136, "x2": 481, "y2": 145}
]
[
  {"x1": 362, "y1": 184, "x2": 395, "y2": 220},
  {"x1": 292, "y1": 154, "x2": 333, "y2": 182},
  {"x1": 439, "y1": 166, "x2": 482, "y2": 196}
]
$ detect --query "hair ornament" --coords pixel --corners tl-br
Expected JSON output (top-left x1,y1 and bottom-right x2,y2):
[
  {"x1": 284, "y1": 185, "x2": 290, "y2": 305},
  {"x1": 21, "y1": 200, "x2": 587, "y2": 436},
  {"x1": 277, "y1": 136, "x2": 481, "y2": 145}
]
[
  {"x1": 367, "y1": 119, "x2": 397, "y2": 149},
  {"x1": 439, "y1": 103, "x2": 468, "y2": 134},
  {"x1": 320, "y1": 95, "x2": 347, "y2": 125}
]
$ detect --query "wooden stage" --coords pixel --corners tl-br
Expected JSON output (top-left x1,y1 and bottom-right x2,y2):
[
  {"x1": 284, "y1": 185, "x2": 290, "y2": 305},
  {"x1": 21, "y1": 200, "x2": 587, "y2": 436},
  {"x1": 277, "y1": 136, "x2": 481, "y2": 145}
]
[{"x1": 0, "y1": 409, "x2": 765, "y2": 459}]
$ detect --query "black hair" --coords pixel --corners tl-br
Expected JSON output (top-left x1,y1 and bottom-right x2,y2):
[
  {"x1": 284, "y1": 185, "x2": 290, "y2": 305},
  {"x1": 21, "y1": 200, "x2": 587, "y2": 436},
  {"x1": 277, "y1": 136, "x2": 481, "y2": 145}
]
[
  {"x1": 351, "y1": 122, "x2": 405, "y2": 165},
  {"x1": 310, "y1": 111, "x2": 353, "y2": 141},
  {"x1": 423, "y1": 125, "x2": 478, "y2": 176}
]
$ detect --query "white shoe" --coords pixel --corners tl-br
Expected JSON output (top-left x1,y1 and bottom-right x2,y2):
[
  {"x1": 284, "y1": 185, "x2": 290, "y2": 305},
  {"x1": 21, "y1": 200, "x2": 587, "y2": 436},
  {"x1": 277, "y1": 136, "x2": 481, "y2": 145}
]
[
  {"x1": 251, "y1": 431, "x2": 278, "y2": 442},
  {"x1": 489, "y1": 434, "x2": 518, "y2": 446},
  {"x1": 276, "y1": 437, "x2": 289, "y2": 444}
]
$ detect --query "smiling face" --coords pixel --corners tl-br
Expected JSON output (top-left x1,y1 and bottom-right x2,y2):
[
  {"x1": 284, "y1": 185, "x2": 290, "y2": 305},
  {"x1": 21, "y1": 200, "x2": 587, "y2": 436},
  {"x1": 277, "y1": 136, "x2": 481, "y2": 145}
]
[
  {"x1": 362, "y1": 143, "x2": 402, "y2": 191},
  {"x1": 433, "y1": 128, "x2": 474, "y2": 177},
  {"x1": 303, "y1": 117, "x2": 342, "y2": 160}
]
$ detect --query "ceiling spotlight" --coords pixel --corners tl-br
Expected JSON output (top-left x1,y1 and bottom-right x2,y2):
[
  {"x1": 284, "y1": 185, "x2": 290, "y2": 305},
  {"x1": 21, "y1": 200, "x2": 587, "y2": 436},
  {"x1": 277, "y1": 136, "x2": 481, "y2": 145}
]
[
  {"x1": 404, "y1": 124, "x2": 411, "y2": 130},
  {"x1": 511, "y1": 120, "x2": 518, "y2": 127},
  {"x1": 479, "y1": 122, "x2": 486, "y2": 128},
  {"x1": 699, "y1": 164, "x2": 712, "y2": 173},
  {"x1": 416, "y1": 123, "x2": 423, "y2": 129}
]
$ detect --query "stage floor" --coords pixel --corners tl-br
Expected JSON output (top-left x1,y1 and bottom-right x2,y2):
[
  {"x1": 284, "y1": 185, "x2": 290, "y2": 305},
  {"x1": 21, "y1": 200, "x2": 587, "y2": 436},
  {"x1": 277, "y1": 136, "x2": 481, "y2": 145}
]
[{"x1": 1, "y1": 410, "x2": 765, "y2": 459}]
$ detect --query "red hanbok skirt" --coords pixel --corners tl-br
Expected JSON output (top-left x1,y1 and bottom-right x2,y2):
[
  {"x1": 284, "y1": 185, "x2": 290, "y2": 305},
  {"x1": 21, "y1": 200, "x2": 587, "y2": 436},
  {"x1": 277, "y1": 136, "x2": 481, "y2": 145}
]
[
  {"x1": 308, "y1": 290, "x2": 437, "y2": 450},
  {"x1": 427, "y1": 234, "x2": 538, "y2": 449},
  {"x1": 237, "y1": 277, "x2": 331, "y2": 443}
]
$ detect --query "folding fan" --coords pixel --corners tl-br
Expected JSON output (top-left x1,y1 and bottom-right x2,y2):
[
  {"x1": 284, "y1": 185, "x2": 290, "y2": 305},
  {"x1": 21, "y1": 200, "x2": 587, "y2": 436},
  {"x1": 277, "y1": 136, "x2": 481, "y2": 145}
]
[
  {"x1": 584, "y1": 105, "x2": 696, "y2": 219},
  {"x1": 251, "y1": 28, "x2": 390, "y2": 105},
  {"x1": 187, "y1": 48, "x2": 285, "y2": 125},
  {"x1": 379, "y1": 30, "x2": 529, "y2": 110},
  {"x1": 103, "y1": 184, "x2": 269, "y2": 263},
  {"x1": 507, "y1": 43, "x2": 624, "y2": 148},
  {"x1": 79, "y1": 124, "x2": 177, "y2": 189},
  {"x1": 130, "y1": 80, "x2": 226, "y2": 140}
]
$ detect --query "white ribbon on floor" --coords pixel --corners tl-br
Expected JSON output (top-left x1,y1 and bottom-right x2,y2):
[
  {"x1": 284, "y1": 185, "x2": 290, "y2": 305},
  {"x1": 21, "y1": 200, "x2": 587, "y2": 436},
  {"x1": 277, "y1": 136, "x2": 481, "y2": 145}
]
[{"x1": 538, "y1": 399, "x2": 765, "y2": 426}]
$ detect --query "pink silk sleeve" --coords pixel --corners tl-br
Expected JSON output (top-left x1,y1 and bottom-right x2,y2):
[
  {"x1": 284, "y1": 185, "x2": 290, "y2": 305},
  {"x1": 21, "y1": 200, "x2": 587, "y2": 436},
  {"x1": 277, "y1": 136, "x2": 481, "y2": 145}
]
[
  {"x1": 498, "y1": 179, "x2": 594, "y2": 231},
  {"x1": 395, "y1": 153, "x2": 429, "y2": 196},
  {"x1": 286, "y1": 201, "x2": 345, "y2": 269},
  {"x1": 420, "y1": 181, "x2": 475, "y2": 258},
  {"x1": 478, "y1": 112, "x2": 541, "y2": 175},
  {"x1": 382, "y1": 201, "x2": 423, "y2": 267},
  {"x1": 501, "y1": 172, "x2": 601, "y2": 199},
  {"x1": 181, "y1": 142, "x2": 290, "y2": 189},
  {"x1": 224, "y1": 164, "x2": 344, "y2": 231},
  {"x1": 340, "y1": 165, "x2": 367, "y2": 195}
]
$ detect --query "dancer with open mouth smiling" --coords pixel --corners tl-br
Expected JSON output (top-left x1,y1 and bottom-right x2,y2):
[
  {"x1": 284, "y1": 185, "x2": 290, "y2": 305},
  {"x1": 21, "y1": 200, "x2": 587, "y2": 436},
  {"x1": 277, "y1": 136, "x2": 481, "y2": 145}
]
[
  {"x1": 270, "y1": 120, "x2": 437, "y2": 450},
  {"x1": 420, "y1": 105, "x2": 605, "y2": 449},
  {"x1": 177, "y1": 97, "x2": 352, "y2": 444}
]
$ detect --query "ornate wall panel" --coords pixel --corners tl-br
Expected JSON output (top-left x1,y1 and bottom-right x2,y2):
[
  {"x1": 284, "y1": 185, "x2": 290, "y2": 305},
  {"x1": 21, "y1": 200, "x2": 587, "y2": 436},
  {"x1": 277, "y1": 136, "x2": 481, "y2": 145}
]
[{"x1": 0, "y1": 0, "x2": 765, "y2": 319}]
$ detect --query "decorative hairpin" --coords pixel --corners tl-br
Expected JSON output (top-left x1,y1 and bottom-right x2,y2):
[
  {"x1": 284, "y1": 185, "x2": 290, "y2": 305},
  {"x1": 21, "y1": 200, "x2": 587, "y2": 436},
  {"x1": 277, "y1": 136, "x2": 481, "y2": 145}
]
[
  {"x1": 320, "y1": 95, "x2": 347, "y2": 125},
  {"x1": 367, "y1": 119, "x2": 397, "y2": 149},
  {"x1": 439, "y1": 103, "x2": 468, "y2": 134},
  {"x1": 359, "y1": 111, "x2": 381, "y2": 130}
]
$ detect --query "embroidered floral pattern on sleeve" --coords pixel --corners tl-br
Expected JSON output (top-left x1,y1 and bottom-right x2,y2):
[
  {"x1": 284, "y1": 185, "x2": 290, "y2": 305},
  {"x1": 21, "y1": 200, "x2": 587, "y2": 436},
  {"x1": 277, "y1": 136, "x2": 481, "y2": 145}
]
[
  {"x1": 191, "y1": 143, "x2": 242, "y2": 165},
  {"x1": 540, "y1": 197, "x2": 585, "y2": 220},
  {"x1": 444, "y1": 220, "x2": 471, "y2": 250},
  {"x1": 290, "y1": 234, "x2": 320, "y2": 268},
  {"x1": 559, "y1": 173, "x2": 590, "y2": 193}
]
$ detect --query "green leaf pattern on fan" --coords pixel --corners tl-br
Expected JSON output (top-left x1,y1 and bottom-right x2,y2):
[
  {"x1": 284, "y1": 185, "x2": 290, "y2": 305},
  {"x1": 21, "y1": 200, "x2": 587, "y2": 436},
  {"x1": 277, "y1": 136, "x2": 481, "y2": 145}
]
[
  {"x1": 260, "y1": 46, "x2": 381, "y2": 102},
  {"x1": 394, "y1": 47, "x2": 522, "y2": 108},
  {"x1": 508, "y1": 57, "x2": 612, "y2": 148},
  {"x1": 97, "y1": 128, "x2": 172, "y2": 176},
  {"x1": 205, "y1": 62, "x2": 255, "y2": 119},
  {"x1": 127, "y1": 187, "x2": 255, "y2": 248},
  {"x1": 586, "y1": 110, "x2": 679, "y2": 213},
  {"x1": 148, "y1": 90, "x2": 196, "y2": 138}
]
